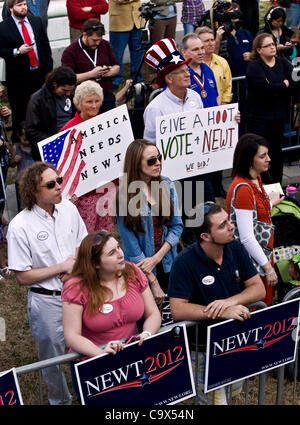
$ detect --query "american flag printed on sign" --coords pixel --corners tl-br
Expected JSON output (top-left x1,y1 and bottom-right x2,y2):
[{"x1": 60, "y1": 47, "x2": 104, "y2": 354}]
[{"x1": 42, "y1": 128, "x2": 86, "y2": 197}]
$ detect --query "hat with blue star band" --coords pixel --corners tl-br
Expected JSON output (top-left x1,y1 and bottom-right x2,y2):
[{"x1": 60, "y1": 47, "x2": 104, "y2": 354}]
[{"x1": 144, "y1": 37, "x2": 191, "y2": 87}]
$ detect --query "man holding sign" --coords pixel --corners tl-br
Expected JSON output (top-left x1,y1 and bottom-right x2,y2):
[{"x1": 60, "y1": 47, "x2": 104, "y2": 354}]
[
  {"x1": 143, "y1": 37, "x2": 203, "y2": 145},
  {"x1": 168, "y1": 202, "x2": 265, "y2": 404}
]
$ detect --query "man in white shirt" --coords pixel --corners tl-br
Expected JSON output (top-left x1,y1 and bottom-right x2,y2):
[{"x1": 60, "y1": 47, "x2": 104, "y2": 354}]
[
  {"x1": 143, "y1": 37, "x2": 203, "y2": 145},
  {"x1": 7, "y1": 162, "x2": 87, "y2": 405}
]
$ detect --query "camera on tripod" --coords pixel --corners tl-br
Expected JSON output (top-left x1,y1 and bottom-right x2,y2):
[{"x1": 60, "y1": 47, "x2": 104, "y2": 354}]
[{"x1": 212, "y1": 0, "x2": 244, "y2": 35}]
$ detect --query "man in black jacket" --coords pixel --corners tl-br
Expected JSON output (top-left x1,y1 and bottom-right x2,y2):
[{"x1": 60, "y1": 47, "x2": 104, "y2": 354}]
[
  {"x1": 26, "y1": 66, "x2": 76, "y2": 160},
  {"x1": 0, "y1": 0, "x2": 53, "y2": 143}
]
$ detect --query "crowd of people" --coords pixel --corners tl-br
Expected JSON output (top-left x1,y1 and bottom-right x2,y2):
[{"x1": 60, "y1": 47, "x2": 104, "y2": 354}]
[{"x1": 0, "y1": 0, "x2": 300, "y2": 406}]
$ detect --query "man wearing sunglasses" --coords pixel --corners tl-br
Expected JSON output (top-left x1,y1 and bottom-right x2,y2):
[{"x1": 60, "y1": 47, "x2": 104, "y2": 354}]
[
  {"x1": 7, "y1": 162, "x2": 87, "y2": 405},
  {"x1": 168, "y1": 202, "x2": 265, "y2": 404}
]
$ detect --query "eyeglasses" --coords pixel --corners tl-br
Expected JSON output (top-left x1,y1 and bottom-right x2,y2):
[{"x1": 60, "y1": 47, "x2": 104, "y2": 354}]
[
  {"x1": 203, "y1": 201, "x2": 216, "y2": 215},
  {"x1": 92, "y1": 230, "x2": 109, "y2": 247},
  {"x1": 261, "y1": 42, "x2": 276, "y2": 48},
  {"x1": 41, "y1": 176, "x2": 63, "y2": 189},
  {"x1": 147, "y1": 154, "x2": 162, "y2": 166},
  {"x1": 86, "y1": 23, "x2": 104, "y2": 32},
  {"x1": 169, "y1": 68, "x2": 190, "y2": 76}
]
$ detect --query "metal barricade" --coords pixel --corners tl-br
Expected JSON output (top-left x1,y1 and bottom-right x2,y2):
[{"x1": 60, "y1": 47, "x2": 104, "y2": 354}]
[{"x1": 2, "y1": 300, "x2": 286, "y2": 406}]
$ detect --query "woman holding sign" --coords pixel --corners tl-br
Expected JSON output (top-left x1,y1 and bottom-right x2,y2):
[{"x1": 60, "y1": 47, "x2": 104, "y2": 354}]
[
  {"x1": 116, "y1": 139, "x2": 183, "y2": 307},
  {"x1": 60, "y1": 80, "x2": 115, "y2": 233},
  {"x1": 226, "y1": 133, "x2": 284, "y2": 305}
]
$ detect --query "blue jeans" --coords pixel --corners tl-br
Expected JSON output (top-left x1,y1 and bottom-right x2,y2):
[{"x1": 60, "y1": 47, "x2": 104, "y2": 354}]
[
  {"x1": 286, "y1": 3, "x2": 300, "y2": 27},
  {"x1": 109, "y1": 28, "x2": 144, "y2": 88},
  {"x1": 183, "y1": 23, "x2": 197, "y2": 34}
]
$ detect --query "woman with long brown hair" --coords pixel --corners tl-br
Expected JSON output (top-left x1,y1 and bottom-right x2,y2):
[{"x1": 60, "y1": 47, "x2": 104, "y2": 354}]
[
  {"x1": 116, "y1": 139, "x2": 183, "y2": 306},
  {"x1": 62, "y1": 230, "x2": 161, "y2": 359},
  {"x1": 226, "y1": 133, "x2": 284, "y2": 306}
]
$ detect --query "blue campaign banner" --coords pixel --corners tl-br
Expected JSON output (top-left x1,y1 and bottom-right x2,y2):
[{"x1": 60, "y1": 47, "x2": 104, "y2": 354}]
[
  {"x1": 0, "y1": 368, "x2": 23, "y2": 405},
  {"x1": 75, "y1": 324, "x2": 195, "y2": 405},
  {"x1": 205, "y1": 299, "x2": 300, "y2": 393}
]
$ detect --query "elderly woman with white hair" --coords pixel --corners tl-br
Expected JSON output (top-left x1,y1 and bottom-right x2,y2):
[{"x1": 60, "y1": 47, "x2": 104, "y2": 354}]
[{"x1": 60, "y1": 80, "x2": 115, "y2": 233}]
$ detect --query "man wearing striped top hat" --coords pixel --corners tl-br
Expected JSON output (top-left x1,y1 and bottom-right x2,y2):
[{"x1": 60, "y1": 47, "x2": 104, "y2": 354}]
[{"x1": 143, "y1": 37, "x2": 204, "y2": 145}]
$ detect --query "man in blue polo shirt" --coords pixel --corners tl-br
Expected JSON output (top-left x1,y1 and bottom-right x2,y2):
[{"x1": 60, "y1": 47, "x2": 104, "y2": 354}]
[
  {"x1": 168, "y1": 202, "x2": 265, "y2": 404},
  {"x1": 181, "y1": 32, "x2": 219, "y2": 108}
]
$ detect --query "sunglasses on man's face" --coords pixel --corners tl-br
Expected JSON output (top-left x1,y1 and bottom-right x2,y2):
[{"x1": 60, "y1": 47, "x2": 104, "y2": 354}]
[
  {"x1": 41, "y1": 176, "x2": 63, "y2": 189},
  {"x1": 147, "y1": 154, "x2": 162, "y2": 166}
]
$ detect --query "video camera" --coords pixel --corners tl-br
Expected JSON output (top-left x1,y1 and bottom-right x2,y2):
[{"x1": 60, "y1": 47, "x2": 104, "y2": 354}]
[{"x1": 212, "y1": 0, "x2": 244, "y2": 35}]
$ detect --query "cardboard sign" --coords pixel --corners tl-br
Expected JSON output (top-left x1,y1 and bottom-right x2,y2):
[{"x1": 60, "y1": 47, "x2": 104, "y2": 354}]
[
  {"x1": 205, "y1": 299, "x2": 300, "y2": 393},
  {"x1": 156, "y1": 103, "x2": 239, "y2": 181},
  {"x1": 38, "y1": 105, "x2": 134, "y2": 198},
  {"x1": 0, "y1": 368, "x2": 23, "y2": 405},
  {"x1": 75, "y1": 324, "x2": 195, "y2": 405}
]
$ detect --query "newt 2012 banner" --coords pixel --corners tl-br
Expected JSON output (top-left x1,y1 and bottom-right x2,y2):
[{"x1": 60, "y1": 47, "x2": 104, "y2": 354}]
[
  {"x1": 75, "y1": 324, "x2": 195, "y2": 405},
  {"x1": 156, "y1": 103, "x2": 239, "y2": 181},
  {"x1": 0, "y1": 368, "x2": 23, "y2": 405},
  {"x1": 205, "y1": 298, "x2": 300, "y2": 393}
]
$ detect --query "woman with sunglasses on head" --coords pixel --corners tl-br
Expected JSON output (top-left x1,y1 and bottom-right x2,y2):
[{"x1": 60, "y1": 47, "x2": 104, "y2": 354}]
[
  {"x1": 59, "y1": 80, "x2": 115, "y2": 234},
  {"x1": 116, "y1": 139, "x2": 183, "y2": 307},
  {"x1": 245, "y1": 32, "x2": 294, "y2": 185},
  {"x1": 226, "y1": 133, "x2": 284, "y2": 306},
  {"x1": 62, "y1": 231, "x2": 161, "y2": 394}
]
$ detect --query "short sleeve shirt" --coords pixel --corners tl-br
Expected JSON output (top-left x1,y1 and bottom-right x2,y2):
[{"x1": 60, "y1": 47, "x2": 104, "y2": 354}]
[
  {"x1": 7, "y1": 199, "x2": 88, "y2": 291},
  {"x1": 61, "y1": 263, "x2": 148, "y2": 350},
  {"x1": 168, "y1": 240, "x2": 257, "y2": 306}
]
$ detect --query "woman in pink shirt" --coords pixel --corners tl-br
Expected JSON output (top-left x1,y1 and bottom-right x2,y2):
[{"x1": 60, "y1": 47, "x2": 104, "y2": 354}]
[{"x1": 62, "y1": 230, "x2": 161, "y2": 359}]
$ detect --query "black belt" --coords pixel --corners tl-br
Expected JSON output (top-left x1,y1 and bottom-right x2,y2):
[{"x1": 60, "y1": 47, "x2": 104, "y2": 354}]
[{"x1": 30, "y1": 287, "x2": 61, "y2": 296}]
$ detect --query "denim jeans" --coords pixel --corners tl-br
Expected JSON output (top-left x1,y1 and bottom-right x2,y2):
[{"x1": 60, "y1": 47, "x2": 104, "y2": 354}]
[
  {"x1": 109, "y1": 28, "x2": 144, "y2": 88},
  {"x1": 183, "y1": 23, "x2": 197, "y2": 35},
  {"x1": 286, "y1": 3, "x2": 300, "y2": 27}
]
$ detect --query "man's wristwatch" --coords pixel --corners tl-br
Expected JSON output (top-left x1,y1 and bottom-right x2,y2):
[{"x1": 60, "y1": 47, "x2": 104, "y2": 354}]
[{"x1": 16, "y1": 49, "x2": 21, "y2": 55}]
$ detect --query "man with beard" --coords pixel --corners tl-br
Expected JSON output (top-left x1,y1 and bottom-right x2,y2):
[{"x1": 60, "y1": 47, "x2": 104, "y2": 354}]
[
  {"x1": 61, "y1": 18, "x2": 120, "y2": 113},
  {"x1": 7, "y1": 162, "x2": 87, "y2": 405},
  {"x1": 0, "y1": 0, "x2": 53, "y2": 143},
  {"x1": 168, "y1": 202, "x2": 265, "y2": 404}
]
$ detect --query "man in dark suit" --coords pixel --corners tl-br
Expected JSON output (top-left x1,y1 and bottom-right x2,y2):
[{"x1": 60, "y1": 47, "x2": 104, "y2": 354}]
[{"x1": 0, "y1": 0, "x2": 53, "y2": 142}]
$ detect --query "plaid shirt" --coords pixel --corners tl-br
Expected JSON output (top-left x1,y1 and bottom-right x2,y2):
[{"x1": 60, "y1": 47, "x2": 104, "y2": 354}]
[{"x1": 181, "y1": 0, "x2": 205, "y2": 25}]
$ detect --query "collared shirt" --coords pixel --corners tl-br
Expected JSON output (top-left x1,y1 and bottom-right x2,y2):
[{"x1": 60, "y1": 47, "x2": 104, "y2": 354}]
[
  {"x1": 207, "y1": 53, "x2": 232, "y2": 104},
  {"x1": 12, "y1": 14, "x2": 40, "y2": 68},
  {"x1": 7, "y1": 199, "x2": 87, "y2": 291},
  {"x1": 143, "y1": 86, "x2": 203, "y2": 144},
  {"x1": 168, "y1": 240, "x2": 257, "y2": 306},
  {"x1": 189, "y1": 63, "x2": 218, "y2": 108}
]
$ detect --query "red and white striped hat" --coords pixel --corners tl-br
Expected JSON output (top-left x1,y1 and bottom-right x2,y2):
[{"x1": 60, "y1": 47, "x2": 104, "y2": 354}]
[{"x1": 144, "y1": 38, "x2": 191, "y2": 87}]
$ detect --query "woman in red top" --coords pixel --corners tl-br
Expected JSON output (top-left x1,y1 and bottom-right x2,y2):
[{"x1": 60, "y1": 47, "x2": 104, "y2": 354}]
[
  {"x1": 226, "y1": 133, "x2": 284, "y2": 305},
  {"x1": 60, "y1": 80, "x2": 116, "y2": 233},
  {"x1": 62, "y1": 230, "x2": 161, "y2": 358}
]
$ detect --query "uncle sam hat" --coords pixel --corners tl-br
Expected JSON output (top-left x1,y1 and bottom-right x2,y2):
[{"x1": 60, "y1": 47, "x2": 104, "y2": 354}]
[{"x1": 144, "y1": 38, "x2": 191, "y2": 87}]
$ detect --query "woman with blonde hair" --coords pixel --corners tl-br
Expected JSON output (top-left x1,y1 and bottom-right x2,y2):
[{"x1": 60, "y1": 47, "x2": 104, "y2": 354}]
[
  {"x1": 116, "y1": 139, "x2": 183, "y2": 306},
  {"x1": 60, "y1": 80, "x2": 115, "y2": 233}
]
